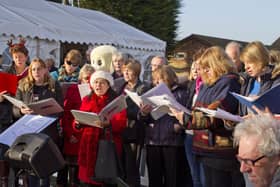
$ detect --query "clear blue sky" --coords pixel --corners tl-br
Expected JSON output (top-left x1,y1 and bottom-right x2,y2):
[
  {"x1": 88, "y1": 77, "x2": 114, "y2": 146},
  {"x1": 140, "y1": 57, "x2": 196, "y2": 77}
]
[{"x1": 177, "y1": 0, "x2": 280, "y2": 45}]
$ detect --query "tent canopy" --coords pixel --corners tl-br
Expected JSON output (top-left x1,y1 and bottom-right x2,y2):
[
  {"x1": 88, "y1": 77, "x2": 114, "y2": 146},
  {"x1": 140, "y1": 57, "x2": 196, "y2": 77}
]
[{"x1": 0, "y1": 0, "x2": 165, "y2": 52}]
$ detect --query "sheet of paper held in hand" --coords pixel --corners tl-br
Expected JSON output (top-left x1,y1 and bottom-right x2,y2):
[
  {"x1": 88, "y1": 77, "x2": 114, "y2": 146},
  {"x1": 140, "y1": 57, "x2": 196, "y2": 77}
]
[
  {"x1": 0, "y1": 114, "x2": 57, "y2": 146},
  {"x1": 230, "y1": 84, "x2": 280, "y2": 114},
  {"x1": 195, "y1": 107, "x2": 243, "y2": 122},
  {"x1": 71, "y1": 95, "x2": 127, "y2": 128},
  {"x1": 124, "y1": 82, "x2": 173, "y2": 106},
  {"x1": 125, "y1": 83, "x2": 191, "y2": 120},
  {"x1": 3, "y1": 95, "x2": 63, "y2": 116},
  {"x1": 78, "y1": 83, "x2": 91, "y2": 99},
  {"x1": 147, "y1": 94, "x2": 191, "y2": 114}
]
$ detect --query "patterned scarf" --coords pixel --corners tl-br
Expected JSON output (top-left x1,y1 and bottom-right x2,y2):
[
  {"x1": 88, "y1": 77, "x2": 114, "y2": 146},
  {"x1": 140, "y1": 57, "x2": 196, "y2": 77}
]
[{"x1": 57, "y1": 65, "x2": 80, "y2": 82}]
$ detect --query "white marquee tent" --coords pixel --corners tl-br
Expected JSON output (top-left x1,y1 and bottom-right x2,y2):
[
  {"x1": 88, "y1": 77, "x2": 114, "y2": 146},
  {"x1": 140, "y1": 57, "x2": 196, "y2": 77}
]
[{"x1": 0, "y1": 0, "x2": 166, "y2": 70}]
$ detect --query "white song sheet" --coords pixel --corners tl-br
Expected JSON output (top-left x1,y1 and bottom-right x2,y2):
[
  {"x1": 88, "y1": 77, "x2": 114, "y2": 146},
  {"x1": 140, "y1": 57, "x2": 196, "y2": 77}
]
[{"x1": 0, "y1": 114, "x2": 57, "y2": 146}]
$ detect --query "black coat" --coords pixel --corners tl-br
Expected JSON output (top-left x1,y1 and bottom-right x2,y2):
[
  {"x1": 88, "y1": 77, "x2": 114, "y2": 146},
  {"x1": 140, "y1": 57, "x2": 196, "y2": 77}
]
[{"x1": 121, "y1": 80, "x2": 150, "y2": 144}]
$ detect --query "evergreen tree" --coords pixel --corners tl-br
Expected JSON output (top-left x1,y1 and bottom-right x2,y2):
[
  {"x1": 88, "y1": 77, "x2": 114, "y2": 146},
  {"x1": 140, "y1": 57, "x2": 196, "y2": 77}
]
[{"x1": 79, "y1": 0, "x2": 181, "y2": 52}]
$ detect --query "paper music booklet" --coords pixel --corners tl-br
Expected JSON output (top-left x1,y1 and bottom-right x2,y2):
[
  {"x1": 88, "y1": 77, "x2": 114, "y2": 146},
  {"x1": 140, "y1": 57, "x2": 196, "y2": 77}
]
[
  {"x1": 3, "y1": 95, "x2": 63, "y2": 116},
  {"x1": 71, "y1": 95, "x2": 127, "y2": 128}
]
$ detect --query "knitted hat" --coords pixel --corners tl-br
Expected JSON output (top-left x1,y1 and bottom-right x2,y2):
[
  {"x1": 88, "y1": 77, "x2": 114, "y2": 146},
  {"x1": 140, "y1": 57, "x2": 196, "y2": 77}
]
[{"x1": 90, "y1": 70, "x2": 114, "y2": 87}]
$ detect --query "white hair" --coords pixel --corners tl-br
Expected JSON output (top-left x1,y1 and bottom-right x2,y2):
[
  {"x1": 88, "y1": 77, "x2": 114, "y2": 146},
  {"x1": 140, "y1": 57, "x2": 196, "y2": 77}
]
[
  {"x1": 225, "y1": 41, "x2": 241, "y2": 55},
  {"x1": 233, "y1": 114, "x2": 280, "y2": 157},
  {"x1": 112, "y1": 51, "x2": 127, "y2": 61}
]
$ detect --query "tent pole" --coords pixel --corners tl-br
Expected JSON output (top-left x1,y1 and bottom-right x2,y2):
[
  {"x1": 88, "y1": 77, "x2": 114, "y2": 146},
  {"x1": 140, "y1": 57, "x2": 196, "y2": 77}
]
[{"x1": 36, "y1": 38, "x2": 40, "y2": 57}]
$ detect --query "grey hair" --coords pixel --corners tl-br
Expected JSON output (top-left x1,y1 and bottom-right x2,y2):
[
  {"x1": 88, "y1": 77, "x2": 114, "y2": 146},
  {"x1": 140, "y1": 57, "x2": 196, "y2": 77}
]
[
  {"x1": 225, "y1": 41, "x2": 241, "y2": 51},
  {"x1": 112, "y1": 51, "x2": 127, "y2": 61},
  {"x1": 86, "y1": 46, "x2": 94, "y2": 55},
  {"x1": 233, "y1": 114, "x2": 280, "y2": 157},
  {"x1": 152, "y1": 55, "x2": 167, "y2": 65}
]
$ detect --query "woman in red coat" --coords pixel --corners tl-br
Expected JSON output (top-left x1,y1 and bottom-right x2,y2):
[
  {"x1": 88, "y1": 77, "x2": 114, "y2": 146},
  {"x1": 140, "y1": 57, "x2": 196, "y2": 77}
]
[
  {"x1": 61, "y1": 64, "x2": 95, "y2": 186},
  {"x1": 76, "y1": 70, "x2": 127, "y2": 186}
]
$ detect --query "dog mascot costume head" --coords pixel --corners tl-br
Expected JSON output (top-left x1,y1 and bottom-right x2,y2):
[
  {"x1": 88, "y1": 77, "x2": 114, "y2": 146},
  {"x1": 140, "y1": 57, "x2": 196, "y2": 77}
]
[{"x1": 90, "y1": 45, "x2": 117, "y2": 72}]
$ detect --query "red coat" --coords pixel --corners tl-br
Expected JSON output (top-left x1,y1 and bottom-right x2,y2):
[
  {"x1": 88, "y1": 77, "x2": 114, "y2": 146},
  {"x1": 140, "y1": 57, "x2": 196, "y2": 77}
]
[
  {"x1": 77, "y1": 92, "x2": 127, "y2": 184},
  {"x1": 61, "y1": 84, "x2": 82, "y2": 155}
]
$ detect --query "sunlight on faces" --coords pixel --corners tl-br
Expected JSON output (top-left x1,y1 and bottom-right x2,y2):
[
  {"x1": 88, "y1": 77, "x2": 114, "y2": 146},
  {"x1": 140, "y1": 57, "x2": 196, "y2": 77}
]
[
  {"x1": 190, "y1": 61, "x2": 199, "y2": 80},
  {"x1": 226, "y1": 46, "x2": 240, "y2": 66},
  {"x1": 112, "y1": 56, "x2": 125, "y2": 72},
  {"x1": 81, "y1": 72, "x2": 91, "y2": 84},
  {"x1": 12, "y1": 52, "x2": 27, "y2": 68},
  {"x1": 31, "y1": 61, "x2": 47, "y2": 84},
  {"x1": 204, "y1": 66, "x2": 213, "y2": 77},
  {"x1": 123, "y1": 67, "x2": 137, "y2": 83},
  {"x1": 151, "y1": 57, "x2": 164, "y2": 72},
  {"x1": 152, "y1": 74, "x2": 164, "y2": 86},
  {"x1": 64, "y1": 60, "x2": 79, "y2": 75},
  {"x1": 244, "y1": 61, "x2": 263, "y2": 78},
  {"x1": 238, "y1": 136, "x2": 280, "y2": 187},
  {"x1": 200, "y1": 66, "x2": 214, "y2": 85},
  {"x1": 92, "y1": 78, "x2": 110, "y2": 96}
]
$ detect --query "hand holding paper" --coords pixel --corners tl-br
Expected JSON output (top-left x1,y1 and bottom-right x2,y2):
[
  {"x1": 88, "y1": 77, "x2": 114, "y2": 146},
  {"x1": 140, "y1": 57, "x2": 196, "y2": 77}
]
[
  {"x1": 230, "y1": 84, "x2": 280, "y2": 114},
  {"x1": 169, "y1": 107, "x2": 184, "y2": 124},
  {"x1": 3, "y1": 95, "x2": 63, "y2": 116},
  {"x1": 139, "y1": 102, "x2": 153, "y2": 116},
  {"x1": 78, "y1": 83, "x2": 91, "y2": 99},
  {"x1": 95, "y1": 119, "x2": 111, "y2": 128},
  {"x1": 150, "y1": 94, "x2": 191, "y2": 115},
  {"x1": 195, "y1": 107, "x2": 243, "y2": 122},
  {"x1": 125, "y1": 83, "x2": 192, "y2": 120},
  {"x1": 20, "y1": 106, "x2": 34, "y2": 115},
  {"x1": 0, "y1": 91, "x2": 7, "y2": 102},
  {"x1": 71, "y1": 95, "x2": 127, "y2": 128},
  {"x1": 71, "y1": 110, "x2": 103, "y2": 128}
]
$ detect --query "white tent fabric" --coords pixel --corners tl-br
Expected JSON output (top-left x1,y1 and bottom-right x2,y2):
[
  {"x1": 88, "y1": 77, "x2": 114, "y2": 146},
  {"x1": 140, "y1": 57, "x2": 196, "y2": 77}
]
[{"x1": 0, "y1": 0, "x2": 166, "y2": 51}]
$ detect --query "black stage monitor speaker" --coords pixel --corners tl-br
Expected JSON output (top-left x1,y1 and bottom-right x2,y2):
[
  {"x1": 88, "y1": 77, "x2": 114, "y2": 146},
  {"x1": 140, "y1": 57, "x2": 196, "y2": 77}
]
[{"x1": 5, "y1": 133, "x2": 65, "y2": 178}]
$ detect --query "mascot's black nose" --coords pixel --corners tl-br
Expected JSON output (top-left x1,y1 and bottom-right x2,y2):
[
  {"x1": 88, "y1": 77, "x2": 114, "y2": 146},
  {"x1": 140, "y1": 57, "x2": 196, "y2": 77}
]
[{"x1": 97, "y1": 60, "x2": 102, "y2": 66}]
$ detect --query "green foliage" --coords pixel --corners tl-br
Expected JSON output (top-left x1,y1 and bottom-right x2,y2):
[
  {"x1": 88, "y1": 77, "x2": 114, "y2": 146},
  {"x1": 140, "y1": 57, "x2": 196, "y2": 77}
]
[{"x1": 79, "y1": 0, "x2": 181, "y2": 52}]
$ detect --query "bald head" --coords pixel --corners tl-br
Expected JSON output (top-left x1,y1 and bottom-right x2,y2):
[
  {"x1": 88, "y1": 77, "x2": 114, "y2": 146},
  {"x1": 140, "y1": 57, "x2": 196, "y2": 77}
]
[{"x1": 151, "y1": 56, "x2": 166, "y2": 72}]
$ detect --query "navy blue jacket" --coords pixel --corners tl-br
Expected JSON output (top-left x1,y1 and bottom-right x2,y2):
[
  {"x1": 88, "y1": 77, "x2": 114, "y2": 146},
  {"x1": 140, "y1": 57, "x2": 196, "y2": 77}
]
[
  {"x1": 239, "y1": 65, "x2": 280, "y2": 115},
  {"x1": 139, "y1": 85, "x2": 189, "y2": 146}
]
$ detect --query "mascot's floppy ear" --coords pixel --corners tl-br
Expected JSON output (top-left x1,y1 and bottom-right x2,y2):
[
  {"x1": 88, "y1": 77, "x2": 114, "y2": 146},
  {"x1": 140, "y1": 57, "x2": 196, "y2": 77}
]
[{"x1": 90, "y1": 45, "x2": 117, "y2": 73}]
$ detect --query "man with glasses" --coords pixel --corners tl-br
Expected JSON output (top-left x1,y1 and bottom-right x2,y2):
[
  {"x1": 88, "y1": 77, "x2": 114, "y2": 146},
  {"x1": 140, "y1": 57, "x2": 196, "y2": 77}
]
[{"x1": 233, "y1": 114, "x2": 280, "y2": 187}]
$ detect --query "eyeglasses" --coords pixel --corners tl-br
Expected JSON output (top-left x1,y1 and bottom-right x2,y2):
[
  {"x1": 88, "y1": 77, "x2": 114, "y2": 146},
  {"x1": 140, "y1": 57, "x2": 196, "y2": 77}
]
[
  {"x1": 66, "y1": 60, "x2": 78, "y2": 67},
  {"x1": 236, "y1": 155, "x2": 266, "y2": 167}
]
